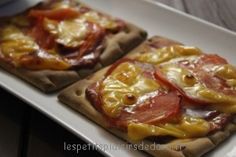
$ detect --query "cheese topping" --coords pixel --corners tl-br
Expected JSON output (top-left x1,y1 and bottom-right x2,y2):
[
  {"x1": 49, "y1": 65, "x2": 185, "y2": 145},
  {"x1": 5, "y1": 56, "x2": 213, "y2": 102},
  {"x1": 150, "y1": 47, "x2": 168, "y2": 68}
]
[
  {"x1": 128, "y1": 116, "x2": 210, "y2": 141},
  {"x1": 0, "y1": 25, "x2": 70, "y2": 70},
  {"x1": 51, "y1": 1, "x2": 72, "y2": 9},
  {"x1": 44, "y1": 18, "x2": 89, "y2": 48},
  {"x1": 135, "y1": 45, "x2": 236, "y2": 114},
  {"x1": 43, "y1": 10, "x2": 119, "y2": 48},
  {"x1": 81, "y1": 11, "x2": 118, "y2": 30},
  {"x1": 0, "y1": 1, "x2": 124, "y2": 70},
  {"x1": 137, "y1": 45, "x2": 202, "y2": 65},
  {"x1": 214, "y1": 64, "x2": 236, "y2": 79},
  {"x1": 209, "y1": 64, "x2": 236, "y2": 89},
  {"x1": 160, "y1": 62, "x2": 236, "y2": 102},
  {"x1": 101, "y1": 62, "x2": 161, "y2": 118},
  {"x1": 0, "y1": 25, "x2": 38, "y2": 65},
  {"x1": 88, "y1": 45, "x2": 233, "y2": 140},
  {"x1": 50, "y1": 0, "x2": 119, "y2": 30},
  {"x1": 159, "y1": 56, "x2": 236, "y2": 113}
]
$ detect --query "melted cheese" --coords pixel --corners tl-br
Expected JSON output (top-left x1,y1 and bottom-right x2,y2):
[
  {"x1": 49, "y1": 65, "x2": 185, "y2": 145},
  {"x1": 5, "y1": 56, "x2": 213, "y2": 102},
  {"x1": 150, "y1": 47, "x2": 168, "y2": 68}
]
[
  {"x1": 81, "y1": 11, "x2": 118, "y2": 30},
  {"x1": 51, "y1": 1, "x2": 71, "y2": 9},
  {"x1": 198, "y1": 64, "x2": 236, "y2": 113},
  {"x1": 210, "y1": 64, "x2": 236, "y2": 88},
  {"x1": 159, "y1": 57, "x2": 236, "y2": 113},
  {"x1": 99, "y1": 46, "x2": 233, "y2": 140},
  {"x1": 44, "y1": 18, "x2": 89, "y2": 48},
  {"x1": 101, "y1": 62, "x2": 161, "y2": 118},
  {"x1": 215, "y1": 64, "x2": 236, "y2": 79},
  {"x1": 50, "y1": 0, "x2": 118, "y2": 30},
  {"x1": 0, "y1": 25, "x2": 71, "y2": 69},
  {"x1": 128, "y1": 116, "x2": 210, "y2": 141},
  {"x1": 0, "y1": 25, "x2": 38, "y2": 63},
  {"x1": 137, "y1": 45, "x2": 202, "y2": 65},
  {"x1": 209, "y1": 103, "x2": 236, "y2": 113},
  {"x1": 159, "y1": 57, "x2": 206, "y2": 99},
  {"x1": 199, "y1": 89, "x2": 236, "y2": 104}
]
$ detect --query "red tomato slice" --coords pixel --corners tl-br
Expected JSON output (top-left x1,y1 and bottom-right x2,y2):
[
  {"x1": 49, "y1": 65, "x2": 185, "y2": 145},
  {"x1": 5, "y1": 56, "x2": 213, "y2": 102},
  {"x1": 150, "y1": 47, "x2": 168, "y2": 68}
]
[
  {"x1": 28, "y1": 8, "x2": 80, "y2": 49},
  {"x1": 155, "y1": 54, "x2": 236, "y2": 105},
  {"x1": 115, "y1": 91, "x2": 181, "y2": 129},
  {"x1": 78, "y1": 23, "x2": 105, "y2": 58},
  {"x1": 154, "y1": 68, "x2": 205, "y2": 104},
  {"x1": 28, "y1": 18, "x2": 56, "y2": 50},
  {"x1": 28, "y1": 17, "x2": 106, "y2": 68},
  {"x1": 29, "y1": 8, "x2": 79, "y2": 21},
  {"x1": 63, "y1": 22, "x2": 106, "y2": 66},
  {"x1": 182, "y1": 55, "x2": 235, "y2": 97},
  {"x1": 196, "y1": 54, "x2": 227, "y2": 65},
  {"x1": 86, "y1": 60, "x2": 181, "y2": 130},
  {"x1": 196, "y1": 70, "x2": 236, "y2": 96}
]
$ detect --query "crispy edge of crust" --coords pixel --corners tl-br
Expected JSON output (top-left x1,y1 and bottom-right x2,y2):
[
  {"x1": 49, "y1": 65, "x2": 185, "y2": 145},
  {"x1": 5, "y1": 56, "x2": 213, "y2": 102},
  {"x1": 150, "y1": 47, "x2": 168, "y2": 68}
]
[
  {"x1": 58, "y1": 36, "x2": 236, "y2": 157},
  {"x1": 0, "y1": 17, "x2": 146, "y2": 93},
  {"x1": 99, "y1": 22, "x2": 147, "y2": 66},
  {"x1": 0, "y1": 61, "x2": 80, "y2": 93}
]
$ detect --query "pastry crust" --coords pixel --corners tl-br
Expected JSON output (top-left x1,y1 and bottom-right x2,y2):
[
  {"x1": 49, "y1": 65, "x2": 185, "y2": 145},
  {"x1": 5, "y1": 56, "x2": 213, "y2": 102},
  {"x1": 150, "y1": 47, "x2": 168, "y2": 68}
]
[
  {"x1": 58, "y1": 36, "x2": 236, "y2": 157},
  {"x1": 0, "y1": 2, "x2": 147, "y2": 93}
]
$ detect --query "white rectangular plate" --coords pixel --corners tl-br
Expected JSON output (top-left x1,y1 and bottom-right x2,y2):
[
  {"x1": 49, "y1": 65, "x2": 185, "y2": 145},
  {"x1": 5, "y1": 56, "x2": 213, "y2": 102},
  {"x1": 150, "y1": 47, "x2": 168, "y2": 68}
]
[{"x1": 1, "y1": 0, "x2": 236, "y2": 157}]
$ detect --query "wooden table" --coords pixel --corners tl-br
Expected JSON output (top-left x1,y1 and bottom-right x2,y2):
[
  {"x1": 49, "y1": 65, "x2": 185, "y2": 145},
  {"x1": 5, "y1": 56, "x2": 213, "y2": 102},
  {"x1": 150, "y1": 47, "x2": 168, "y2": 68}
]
[
  {"x1": 156, "y1": 0, "x2": 236, "y2": 31},
  {"x1": 0, "y1": 1, "x2": 236, "y2": 157}
]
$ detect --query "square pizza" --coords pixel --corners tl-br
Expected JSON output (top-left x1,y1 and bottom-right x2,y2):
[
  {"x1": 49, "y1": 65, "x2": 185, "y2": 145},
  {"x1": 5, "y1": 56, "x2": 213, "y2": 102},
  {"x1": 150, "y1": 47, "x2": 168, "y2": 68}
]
[
  {"x1": 59, "y1": 36, "x2": 236, "y2": 157},
  {"x1": 0, "y1": 0, "x2": 147, "y2": 92}
]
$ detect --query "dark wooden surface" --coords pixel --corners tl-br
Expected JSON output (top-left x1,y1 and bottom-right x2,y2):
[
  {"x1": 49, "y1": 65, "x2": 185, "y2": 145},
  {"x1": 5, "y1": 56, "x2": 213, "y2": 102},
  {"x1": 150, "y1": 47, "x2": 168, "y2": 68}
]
[
  {"x1": 0, "y1": 88, "x2": 104, "y2": 157},
  {"x1": 0, "y1": 1, "x2": 236, "y2": 157},
  {"x1": 27, "y1": 110, "x2": 104, "y2": 157},
  {"x1": 156, "y1": 0, "x2": 236, "y2": 31},
  {"x1": 0, "y1": 90, "x2": 28, "y2": 157}
]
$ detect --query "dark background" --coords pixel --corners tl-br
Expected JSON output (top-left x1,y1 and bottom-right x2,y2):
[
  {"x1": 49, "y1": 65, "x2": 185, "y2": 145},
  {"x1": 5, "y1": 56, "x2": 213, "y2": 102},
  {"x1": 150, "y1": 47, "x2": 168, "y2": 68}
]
[{"x1": 0, "y1": 88, "x2": 104, "y2": 157}]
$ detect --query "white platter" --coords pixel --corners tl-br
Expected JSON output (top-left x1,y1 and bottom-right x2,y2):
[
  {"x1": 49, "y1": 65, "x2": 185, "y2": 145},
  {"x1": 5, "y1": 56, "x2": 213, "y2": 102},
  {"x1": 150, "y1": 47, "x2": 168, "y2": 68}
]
[{"x1": 1, "y1": 0, "x2": 236, "y2": 157}]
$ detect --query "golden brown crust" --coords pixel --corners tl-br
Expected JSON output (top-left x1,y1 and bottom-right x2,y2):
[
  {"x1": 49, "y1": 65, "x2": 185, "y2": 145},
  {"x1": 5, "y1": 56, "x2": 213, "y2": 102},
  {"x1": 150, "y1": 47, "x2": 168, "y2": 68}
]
[
  {"x1": 58, "y1": 36, "x2": 236, "y2": 157},
  {"x1": 0, "y1": 3, "x2": 147, "y2": 93},
  {"x1": 125, "y1": 35, "x2": 181, "y2": 59},
  {"x1": 100, "y1": 23, "x2": 147, "y2": 66},
  {"x1": 0, "y1": 61, "x2": 80, "y2": 93}
]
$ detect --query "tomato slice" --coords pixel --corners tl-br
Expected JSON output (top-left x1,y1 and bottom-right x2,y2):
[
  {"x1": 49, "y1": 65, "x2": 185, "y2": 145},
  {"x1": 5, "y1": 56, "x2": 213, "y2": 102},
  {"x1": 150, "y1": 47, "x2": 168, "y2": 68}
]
[
  {"x1": 28, "y1": 12, "x2": 106, "y2": 68},
  {"x1": 61, "y1": 22, "x2": 105, "y2": 66},
  {"x1": 154, "y1": 67, "x2": 207, "y2": 105},
  {"x1": 28, "y1": 18, "x2": 56, "y2": 49},
  {"x1": 77, "y1": 23, "x2": 105, "y2": 58},
  {"x1": 28, "y1": 8, "x2": 80, "y2": 49},
  {"x1": 155, "y1": 54, "x2": 236, "y2": 105},
  {"x1": 86, "y1": 59, "x2": 181, "y2": 130},
  {"x1": 29, "y1": 8, "x2": 79, "y2": 21},
  {"x1": 196, "y1": 54, "x2": 227, "y2": 65},
  {"x1": 115, "y1": 91, "x2": 181, "y2": 129}
]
